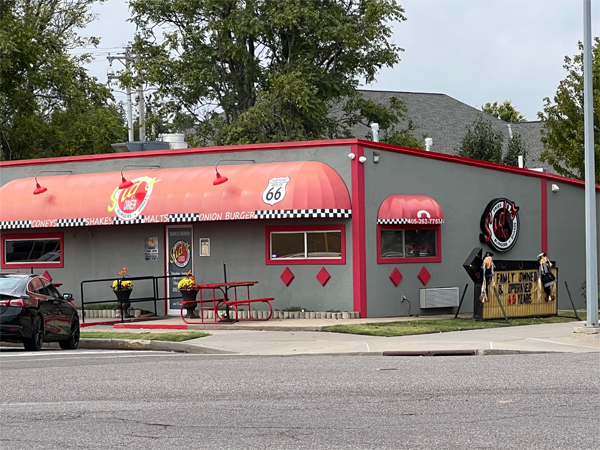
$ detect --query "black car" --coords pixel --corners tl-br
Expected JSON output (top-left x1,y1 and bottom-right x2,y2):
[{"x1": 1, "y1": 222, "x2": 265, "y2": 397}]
[{"x1": 0, "y1": 273, "x2": 80, "y2": 351}]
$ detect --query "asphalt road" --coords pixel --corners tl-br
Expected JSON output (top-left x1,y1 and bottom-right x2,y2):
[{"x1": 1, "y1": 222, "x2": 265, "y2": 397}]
[{"x1": 0, "y1": 349, "x2": 598, "y2": 449}]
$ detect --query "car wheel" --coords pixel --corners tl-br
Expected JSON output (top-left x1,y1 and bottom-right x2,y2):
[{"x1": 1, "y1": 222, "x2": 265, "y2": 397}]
[
  {"x1": 59, "y1": 317, "x2": 80, "y2": 350},
  {"x1": 23, "y1": 315, "x2": 44, "y2": 351}
]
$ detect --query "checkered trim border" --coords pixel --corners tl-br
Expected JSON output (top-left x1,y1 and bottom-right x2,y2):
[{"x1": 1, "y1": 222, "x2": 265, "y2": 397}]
[
  {"x1": 0, "y1": 220, "x2": 32, "y2": 230},
  {"x1": 378, "y1": 219, "x2": 409, "y2": 225},
  {"x1": 377, "y1": 218, "x2": 445, "y2": 225},
  {"x1": 113, "y1": 216, "x2": 145, "y2": 225},
  {"x1": 57, "y1": 218, "x2": 86, "y2": 227},
  {"x1": 169, "y1": 213, "x2": 200, "y2": 222},
  {"x1": 254, "y1": 209, "x2": 352, "y2": 219}
]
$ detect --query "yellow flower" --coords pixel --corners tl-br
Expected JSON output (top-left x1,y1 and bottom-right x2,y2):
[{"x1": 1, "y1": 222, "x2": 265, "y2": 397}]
[
  {"x1": 112, "y1": 279, "x2": 133, "y2": 290},
  {"x1": 112, "y1": 268, "x2": 133, "y2": 290},
  {"x1": 178, "y1": 271, "x2": 196, "y2": 290}
]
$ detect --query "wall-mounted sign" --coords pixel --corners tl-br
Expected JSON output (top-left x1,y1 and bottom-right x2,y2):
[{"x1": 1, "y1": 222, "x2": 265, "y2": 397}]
[
  {"x1": 145, "y1": 236, "x2": 158, "y2": 261},
  {"x1": 479, "y1": 198, "x2": 520, "y2": 252},
  {"x1": 200, "y1": 238, "x2": 210, "y2": 256},
  {"x1": 262, "y1": 177, "x2": 290, "y2": 206}
]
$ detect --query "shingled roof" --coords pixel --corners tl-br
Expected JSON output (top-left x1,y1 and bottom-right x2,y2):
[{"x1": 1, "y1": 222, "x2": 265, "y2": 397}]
[{"x1": 353, "y1": 90, "x2": 554, "y2": 173}]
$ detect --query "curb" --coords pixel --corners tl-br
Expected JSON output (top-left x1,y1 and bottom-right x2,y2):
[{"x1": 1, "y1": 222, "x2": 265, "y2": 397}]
[
  {"x1": 0, "y1": 340, "x2": 575, "y2": 356},
  {"x1": 79, "y1": 339, "x2": 236, "y2": 354},
  {"x1": 78, "y1": 341, "x2": 565, "y2": 356},
  {"x1": 114, "y1": 324, "x2": 325, "y2": 332}
]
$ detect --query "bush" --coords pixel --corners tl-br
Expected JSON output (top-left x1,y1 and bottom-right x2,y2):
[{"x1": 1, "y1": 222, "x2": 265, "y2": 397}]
[{"x1": 278, "y1": 306, "x2": 311, "y2": 312}]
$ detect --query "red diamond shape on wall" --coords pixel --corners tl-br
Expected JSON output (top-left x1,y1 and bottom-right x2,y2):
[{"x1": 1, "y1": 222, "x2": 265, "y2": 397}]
[
  {"x1": 417, "y1": 266, "x2": 431, "y2": 286},
  {"x1": 280, "y1": 267, "x2": 295, "y2": 286},
  {"x1": 389, "y1": 268, "x2": 403, "y2": 287},
  {"x1": 316, "y1": 267, "x2": 331, "y2": 286}
]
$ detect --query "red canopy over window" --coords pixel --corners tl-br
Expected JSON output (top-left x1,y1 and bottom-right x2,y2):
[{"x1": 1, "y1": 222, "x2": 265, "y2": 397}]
[
  {"x1": 377, "y1": 195, "x2": 444, "y2": 225},
  {"x1": 0, "y1": 161, "x2": 351, "y2": 229}
]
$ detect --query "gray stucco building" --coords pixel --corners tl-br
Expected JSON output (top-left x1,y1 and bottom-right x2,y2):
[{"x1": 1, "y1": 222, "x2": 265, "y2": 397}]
[{"x1": 0, "y1": 139, "x2": 596, "y2": 318}]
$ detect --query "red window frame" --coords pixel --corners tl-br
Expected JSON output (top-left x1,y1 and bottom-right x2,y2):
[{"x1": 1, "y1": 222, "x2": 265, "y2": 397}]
[
  {"x1": 376, "y1": 224, "x2": 442, "y2": 264},
  {"x1": 265, "y1": 225, "x2": 346, "y2": 265},
  {"x1": 1, "y1": 233, "x2": 64, "y2": 269}
]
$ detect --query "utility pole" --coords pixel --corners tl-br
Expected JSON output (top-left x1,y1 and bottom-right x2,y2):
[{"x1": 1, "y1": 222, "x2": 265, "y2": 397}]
[
  {"x1": 107, "y1": 48, "x2": 146, "y2": 142},
  {"x1": 137, "y1": 86, "x2": 146, "y2": 142},
  {"x1": 582, "y1": 0, "x2": 598, "y2": 328}
]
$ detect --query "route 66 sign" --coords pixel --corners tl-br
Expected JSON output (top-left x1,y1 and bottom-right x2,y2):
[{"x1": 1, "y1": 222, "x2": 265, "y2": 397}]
[{"x1": 262, "y1": 177, "x2": 290, "y2": 206}]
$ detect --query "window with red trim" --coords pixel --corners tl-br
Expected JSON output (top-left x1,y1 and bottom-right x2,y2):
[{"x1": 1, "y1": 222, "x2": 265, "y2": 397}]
[
  {"x1": 1, "y1": 233, "x2": 64, "y2": 269},
  {"x1": 377, "y1": 224, "x2": 441, "y2": 264},
  {"x1": 265, "y1": 225, "x2": 345, "y2": 265}
]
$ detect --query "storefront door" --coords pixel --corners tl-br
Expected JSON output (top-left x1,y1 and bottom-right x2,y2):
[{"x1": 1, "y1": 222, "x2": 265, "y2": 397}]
[{"x1": 166, "y1": 225, "x2": 194, "y2": 316}]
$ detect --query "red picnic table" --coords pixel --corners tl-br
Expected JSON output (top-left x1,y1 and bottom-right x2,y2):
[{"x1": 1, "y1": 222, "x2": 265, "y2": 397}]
[{"x1": 179, "y1": 280, "x2": 274, "y2": 324}]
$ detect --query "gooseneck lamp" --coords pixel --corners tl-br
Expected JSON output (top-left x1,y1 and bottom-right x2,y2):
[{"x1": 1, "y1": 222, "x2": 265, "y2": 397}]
[
  {"x1": 213, "y1": 159, "x2": 256, "y2": 186},
  {"x1": 119, "y1": 164, "x2": 161, "y2": 189},
  {"x1": 33, "y1": 170, "x2": 73, "y2": 195}
]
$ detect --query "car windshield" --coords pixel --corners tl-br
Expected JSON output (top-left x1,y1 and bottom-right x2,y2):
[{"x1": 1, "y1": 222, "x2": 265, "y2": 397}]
[{"x1": 0, "y1": 276, "x2": 25, "y2": 297}]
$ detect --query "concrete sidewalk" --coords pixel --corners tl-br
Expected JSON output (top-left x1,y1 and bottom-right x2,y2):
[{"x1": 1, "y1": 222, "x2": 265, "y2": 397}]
[{"x1": 78, "y1": 315, "x2": 600, "y2": 356}]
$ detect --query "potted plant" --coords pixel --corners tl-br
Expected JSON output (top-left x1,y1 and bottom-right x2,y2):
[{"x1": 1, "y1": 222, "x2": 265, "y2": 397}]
[
  {"x1": 178, "y1": 271, "x2": 199, "y2": 318},
  {"x1": 112, "y1": 267, "x2": 133, "y2": 318}
]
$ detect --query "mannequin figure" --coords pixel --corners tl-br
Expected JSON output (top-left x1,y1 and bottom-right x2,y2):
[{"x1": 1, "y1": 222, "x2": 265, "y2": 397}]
[
  {"x1": 537, "y1": 252, "x2": 556, "y2": 302},
  {"x1": 480, "y1": 252, "x2": 495, "y2": 302}
]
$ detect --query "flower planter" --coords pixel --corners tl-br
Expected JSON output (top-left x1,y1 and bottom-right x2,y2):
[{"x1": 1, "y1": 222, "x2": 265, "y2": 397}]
[
  {"x1": 179, "y1": 289, "x2": 199, "y2": 318},
  {"x1": 113, "y1": 289, "x2": 133, "y2": 318}
]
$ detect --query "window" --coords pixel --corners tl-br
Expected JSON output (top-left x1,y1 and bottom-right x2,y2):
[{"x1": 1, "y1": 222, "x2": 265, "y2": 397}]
[
  {"x1": 377, "y1": 225, "x2": 441, "y2": 263},
  {"x1": 266, "y1": 225, "x2": 345, "y2": 265},
  {"x1": 44, "y1": 279, "x2": 62, "y2": 299},
  {"x1": 1, "y1": 233, "x2": 64, "y2": 269}
]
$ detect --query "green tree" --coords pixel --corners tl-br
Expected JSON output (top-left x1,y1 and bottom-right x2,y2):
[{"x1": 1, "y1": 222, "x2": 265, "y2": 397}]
[
  {"x1": 503, "y1": 133, "x2": 528, "y2": 167},
  {"x1": 128, "y1": 0, "x2": 419, "y2": 146},
  {"x1": 0, "y1": 0, "x2": 127, "y2": 160},
  {"x1": 482, "y1": 100, "x2": 527, "y2": 123},
  {"x1": 457, "y1": 118, "x2": 503, "y2": 163},
  {"x1": 538, "y1": 38, "x2": 600, "y2": 182}
]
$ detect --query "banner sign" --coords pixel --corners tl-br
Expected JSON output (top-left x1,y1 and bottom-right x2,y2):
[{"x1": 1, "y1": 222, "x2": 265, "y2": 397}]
[{"x1": 483, "y1": 262, "x2": 558, "y2": 319}]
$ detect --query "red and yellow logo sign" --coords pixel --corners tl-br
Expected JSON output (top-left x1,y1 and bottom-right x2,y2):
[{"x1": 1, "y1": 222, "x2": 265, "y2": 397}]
[
  {"x1": 108, "y1": 176, "x2": 160, "y2": 220},
  {"x1": 170, "y1": 240, "x2": 191, "y2": 268}
]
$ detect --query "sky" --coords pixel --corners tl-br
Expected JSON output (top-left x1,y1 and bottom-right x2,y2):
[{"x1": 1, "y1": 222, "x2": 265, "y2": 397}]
[{"x1": 78, "y1": 0, "x2": 600, "y2": 122}]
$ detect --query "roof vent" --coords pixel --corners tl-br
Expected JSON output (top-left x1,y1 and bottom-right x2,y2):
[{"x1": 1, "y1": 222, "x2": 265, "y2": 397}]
[
  {"x1": 159, "y1": 133, "x2": 188, "y2": 149},
  {"x1": 424, "y1": 138, "x2": 433, "y2": 151}
]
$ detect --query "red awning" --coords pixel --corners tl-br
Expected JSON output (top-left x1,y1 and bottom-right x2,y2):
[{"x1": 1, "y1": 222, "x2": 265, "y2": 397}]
[
  {"x1": 377, "y1": 195, "x2": 444, "y2": 225},
  {"x1": 0, "y1": 161, "x2": 351, "y2": 229}
]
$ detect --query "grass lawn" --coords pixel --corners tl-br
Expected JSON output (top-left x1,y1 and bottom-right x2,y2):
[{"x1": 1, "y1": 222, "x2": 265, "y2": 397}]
[
  {"x1": 322, "y1": 312, "x2": 587, "y2": 337},
  {"x1": 80, "y1": 331, "x2": 209, "y2": 342}
]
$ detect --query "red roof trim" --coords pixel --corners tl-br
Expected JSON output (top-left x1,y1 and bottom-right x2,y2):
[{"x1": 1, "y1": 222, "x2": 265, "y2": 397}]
[
  {"x1": 0, "y1": 139, "x2": 360, "y2": 168},
  {"x1": 2, "y1": 138, "x2": 596, "y2": 190}
]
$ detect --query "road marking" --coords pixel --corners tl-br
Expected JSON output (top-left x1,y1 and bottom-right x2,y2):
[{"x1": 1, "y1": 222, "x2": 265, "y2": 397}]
[
  {"x1": 0, "y1": 351, "x2": 188, "y2": 363},
  {"x1": 527, "y1": 338, "x2": 600, "y2": 350},
  {"x1": 363, "y1": 341, "x2": 371, "y2": 352},
  {"x1": 0, "y1": 350, "x2": 145, "y2": 357},
  {"x1": 490, "y1": 341, "x2": 494, "y2": 349}
]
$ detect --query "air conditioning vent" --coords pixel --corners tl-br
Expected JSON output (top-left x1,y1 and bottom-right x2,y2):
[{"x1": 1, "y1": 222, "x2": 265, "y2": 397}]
[{"x1": 420, "y1": 287, "x2": 459, "y2": 308}]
